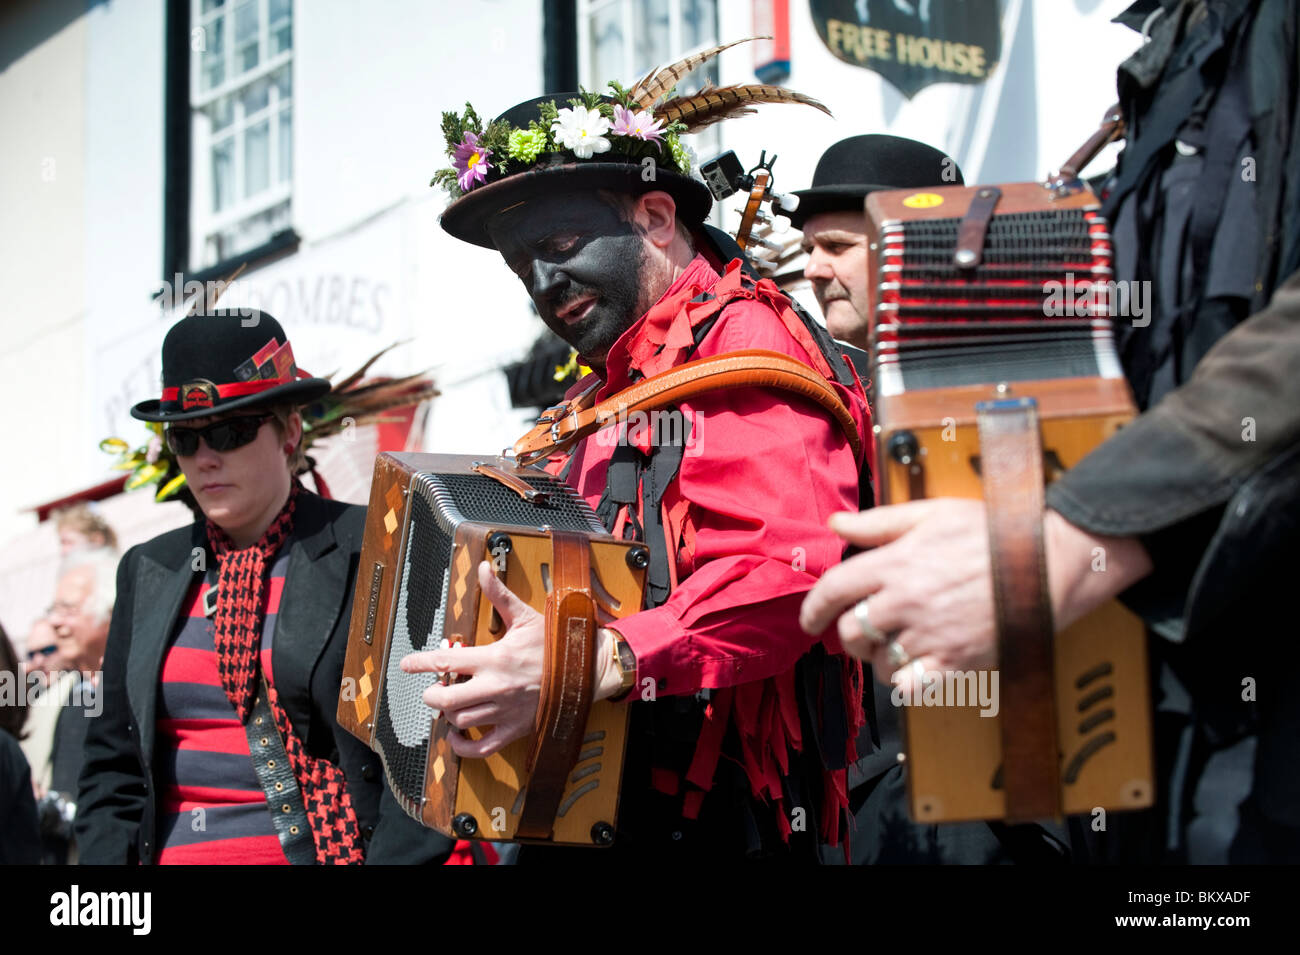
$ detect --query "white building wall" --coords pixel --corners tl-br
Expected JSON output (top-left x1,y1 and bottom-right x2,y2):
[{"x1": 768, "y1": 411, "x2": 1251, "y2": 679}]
[
  {"x1": 0, "y1": 0, "x2": 90, "y2": 547},
  {"x1": 70, "y1": 0, "x2": 549, "y2": 517},
  {"x1": 287, "y1": 0, "x2": 550, "y2": 454},
  {"x1": 82, "y1": 0, "x2": 167, "y2": 474}
]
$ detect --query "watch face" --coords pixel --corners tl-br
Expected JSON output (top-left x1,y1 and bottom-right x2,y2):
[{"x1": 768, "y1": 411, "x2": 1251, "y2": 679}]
[{"x1": 614, "y1": 635, "x2": 636, "y2": 687}]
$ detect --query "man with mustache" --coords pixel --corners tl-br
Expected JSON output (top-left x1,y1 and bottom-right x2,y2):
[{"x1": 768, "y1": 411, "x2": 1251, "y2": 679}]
[
  {"x1": 411, "y1": 90, "x2": 871, "y2": 861},
  {"x1": 787, "y1": 135, "x2": 961, "y2": 357}
]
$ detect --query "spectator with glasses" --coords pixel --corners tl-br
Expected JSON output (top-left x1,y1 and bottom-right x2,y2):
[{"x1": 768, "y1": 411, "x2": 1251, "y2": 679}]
[
  {"x1": 75, "y1": 310, "x2": 450, "y2": 865},
  {"x1": 19, "y1": 615, "x2": 78, "y2": 813}
]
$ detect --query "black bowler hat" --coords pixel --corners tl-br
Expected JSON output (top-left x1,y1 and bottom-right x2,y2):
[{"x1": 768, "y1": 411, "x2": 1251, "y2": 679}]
[
  {"x1": 781, "y1": 134, "x2": 963, "y2": 230},
  {"x1": 440, "y1": 94, "x2": 713, "y2": 250},
  {"x1": 130, "y1": 310, "x2": 331, "y2": 423}
]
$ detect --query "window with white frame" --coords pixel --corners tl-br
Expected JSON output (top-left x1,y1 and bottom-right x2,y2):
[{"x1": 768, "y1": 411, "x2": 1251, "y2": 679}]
[
  {"x1": 190, "y1": 0, "x2": 293, "y2": 269},
  {"x1": 579, "y1": 0, "x2": 721, "y2": 156}
]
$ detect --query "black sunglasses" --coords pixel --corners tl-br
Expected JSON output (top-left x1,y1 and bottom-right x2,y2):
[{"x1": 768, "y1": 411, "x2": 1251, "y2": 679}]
[{"x1": 165, "y1": 414, "x2": 270, "y2": 456}]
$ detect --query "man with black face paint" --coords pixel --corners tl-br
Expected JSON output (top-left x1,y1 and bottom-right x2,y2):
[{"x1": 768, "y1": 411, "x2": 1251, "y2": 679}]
[
  {"x1": 490, "y1": 190, "x2": 657, "y2": 363},
  {"x1": 412, "y1": 88, "x2": 873, "y2": 861}
]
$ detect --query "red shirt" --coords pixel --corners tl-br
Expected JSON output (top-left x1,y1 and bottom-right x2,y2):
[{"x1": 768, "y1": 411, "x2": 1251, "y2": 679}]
[{"x1": 560, "y1": 255, "x2": 872, "y2": 842}]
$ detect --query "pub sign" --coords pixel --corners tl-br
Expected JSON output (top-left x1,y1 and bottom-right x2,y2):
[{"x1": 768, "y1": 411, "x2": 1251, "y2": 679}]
[{"x1": 810, "y1": 0, "x2": 1002, "y2": 98}]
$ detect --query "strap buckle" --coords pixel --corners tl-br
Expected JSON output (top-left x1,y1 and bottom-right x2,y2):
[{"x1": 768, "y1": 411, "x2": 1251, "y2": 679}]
[
  {"x1": 202, "y1": 583, "x2": 220, "y2": 618},
  {"x1": 550, "y1": 402, "x2": 581, "y2": 448}
]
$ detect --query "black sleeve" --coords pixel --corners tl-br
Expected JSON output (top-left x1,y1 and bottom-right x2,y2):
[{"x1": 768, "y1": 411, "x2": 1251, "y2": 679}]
[
  {"x1": 1046, "y1": 269, "x2": 1300, "y2": 635},
  {"x1": 1048, "y1": 268, "x2": 1300, "y2": 537},
  {"x1": 0, "y1": 733, "x2": 41, "y2": 865},
  {"x1": 73, "y1": 546, "x2": 147, "y2": 865}
]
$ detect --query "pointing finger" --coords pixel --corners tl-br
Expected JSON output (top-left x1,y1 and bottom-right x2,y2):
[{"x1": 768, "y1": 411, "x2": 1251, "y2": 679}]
[{"x1": 401, "y1": 641, "x2": 483, "y2": 676}]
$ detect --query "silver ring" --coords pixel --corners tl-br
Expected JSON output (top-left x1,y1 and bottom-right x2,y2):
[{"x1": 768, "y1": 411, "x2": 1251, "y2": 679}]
[
  {"x1": 852, "y1": 599, "x2": 887, "y2": 645},
  {"x1": 887, "y1": 641, "x2": 911, "y2": 668}
]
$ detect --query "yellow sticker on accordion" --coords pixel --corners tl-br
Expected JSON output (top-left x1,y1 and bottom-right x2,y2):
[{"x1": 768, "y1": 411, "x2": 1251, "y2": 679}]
[{"x1": 902, "y1": 192, "x2": 945, "y2": 208}]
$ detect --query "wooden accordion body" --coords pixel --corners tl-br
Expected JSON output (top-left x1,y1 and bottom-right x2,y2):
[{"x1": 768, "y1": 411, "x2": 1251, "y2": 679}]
[
  {"x1": 338, "y1": 452, "x2": 647, "y2": 845},
  {"x1": 865, "y1": 181, "x2": 1155, "y2": 823}
]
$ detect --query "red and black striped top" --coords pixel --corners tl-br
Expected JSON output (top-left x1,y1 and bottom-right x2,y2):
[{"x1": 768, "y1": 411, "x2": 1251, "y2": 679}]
[{"x1": 154, "y1": 550, "x2": 292, "y2": 865}]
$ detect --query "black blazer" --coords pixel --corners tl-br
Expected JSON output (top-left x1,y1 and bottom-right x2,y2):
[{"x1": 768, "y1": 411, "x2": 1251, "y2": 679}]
[{"x1": 74, "y1": 491, "x2": 449, "y2": 864}]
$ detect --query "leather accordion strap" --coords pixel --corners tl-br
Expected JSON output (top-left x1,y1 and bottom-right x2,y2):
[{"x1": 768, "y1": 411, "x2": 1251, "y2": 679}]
[
  {"x1": 975, "y1": 398, "x2": 1062, "y2": 822},
  {"x1": 1056, "y1": 102, "x2": 1124, "y2": 181},
  {"x1": 515, "y1": 530, "x2": 598, "y2": 840},
  {"x1": 471, "y1": 461, "x2": 550, "y2": 502},
  {"x1": 954, "y1": 186, "x2": 1002, "y2": 269},
  {"x1": 246, "y1": 676, "x2": 317, "y2": 865},
  {"x1": 513, "y1": 349, "x2": 862, "y2": 465}
]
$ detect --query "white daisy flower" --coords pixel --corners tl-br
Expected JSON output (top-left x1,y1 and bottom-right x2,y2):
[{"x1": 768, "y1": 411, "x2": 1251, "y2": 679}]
[{"x1": 551, "y1": 106, "x2": 613, "y2": 159}]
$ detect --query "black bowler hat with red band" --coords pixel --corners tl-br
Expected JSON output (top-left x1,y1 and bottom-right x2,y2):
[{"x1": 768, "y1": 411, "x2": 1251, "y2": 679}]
[{"x1": 130, "y1": 310, "x2": 331, "y2": 423}]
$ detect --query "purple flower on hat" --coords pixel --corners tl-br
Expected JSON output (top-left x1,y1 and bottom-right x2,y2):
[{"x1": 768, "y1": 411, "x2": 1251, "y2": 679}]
[
  {"x1": 612, "y1": 104, "x2": 665, "y2": 145},
  {"x1": 453, "y1": 132, "x2": 493, "y2": 191}
]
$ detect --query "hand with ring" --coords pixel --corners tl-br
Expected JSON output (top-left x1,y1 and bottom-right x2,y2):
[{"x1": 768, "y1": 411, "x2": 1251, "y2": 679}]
[
  {"x1": 800, "y1": 499, "x2": 1001, "y2": 694},
  {"x1": 801, "y1": 498, "x2": 1155, "y2": 696}
]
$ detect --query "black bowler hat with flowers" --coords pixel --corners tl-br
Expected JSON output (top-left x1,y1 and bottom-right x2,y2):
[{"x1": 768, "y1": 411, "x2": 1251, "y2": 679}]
[
  {"x1": 435, "y1": 37, "x2": 832, "y2": 249},
  {"x1": 131, "y1": 310, "x2": 331, "y2": 423}
]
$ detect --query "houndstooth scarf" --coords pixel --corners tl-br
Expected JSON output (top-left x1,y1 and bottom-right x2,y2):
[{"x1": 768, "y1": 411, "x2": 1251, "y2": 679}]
[{"x1": 206, "y1": 482, "x2": 364, "y2": 865}]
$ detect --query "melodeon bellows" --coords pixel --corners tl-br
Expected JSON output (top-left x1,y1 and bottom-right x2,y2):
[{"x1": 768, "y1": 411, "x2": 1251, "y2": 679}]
[
  {"x1": 865, "y1": 180, "x2": 1155, "y2": 824},
  {"x1": 338, "y1": 453, "x2": 647, "y2": 846}
]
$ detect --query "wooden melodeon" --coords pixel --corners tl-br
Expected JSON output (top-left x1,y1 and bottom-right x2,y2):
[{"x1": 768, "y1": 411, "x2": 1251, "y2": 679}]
[
  {"x1": 864, "y1": 179, "x2": 1155, "y2": 824},
  {"x1": 338, "y1": 452, "x2": 647, "y2": 846}
]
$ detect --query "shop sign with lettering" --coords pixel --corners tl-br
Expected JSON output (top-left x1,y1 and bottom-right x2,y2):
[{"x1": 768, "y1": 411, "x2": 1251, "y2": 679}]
[{"x1": 810, "y1": 0, "x2": 1001, "y2": 98}]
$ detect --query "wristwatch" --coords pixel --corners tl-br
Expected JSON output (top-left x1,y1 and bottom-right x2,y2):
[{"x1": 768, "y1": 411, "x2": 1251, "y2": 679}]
[{"x1": 608, "y1": 629, "x2": 638, "y2": 701}]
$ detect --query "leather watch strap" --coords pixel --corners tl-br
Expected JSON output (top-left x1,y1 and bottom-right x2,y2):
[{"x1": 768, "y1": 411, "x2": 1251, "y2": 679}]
[
  {"x1": 515, "y1": 531, "x2": 598, "y2": 840},
  {"x1": 609, "y1": 630, "x2": 637, "y2": 701},
  {"x1": 976, "y1": 397, "x2": 1062, "y2": 822},
  {"x1": 246, "y1": 677, "x2": 316, "y2": 864},
  {"x1": 513, "y1": 349, "x2": 862, "y2": 465}
]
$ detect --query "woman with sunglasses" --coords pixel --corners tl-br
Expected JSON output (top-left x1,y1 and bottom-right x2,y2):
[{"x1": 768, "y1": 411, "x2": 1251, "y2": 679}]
[{"x1": 75, "y1": 309, "x2": 450, "y2": 865}]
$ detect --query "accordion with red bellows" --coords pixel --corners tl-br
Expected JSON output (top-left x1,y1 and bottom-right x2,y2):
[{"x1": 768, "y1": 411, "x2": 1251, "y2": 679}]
[{"x1": 864, "y1": 181, "x2": 1155, "y2": 824}]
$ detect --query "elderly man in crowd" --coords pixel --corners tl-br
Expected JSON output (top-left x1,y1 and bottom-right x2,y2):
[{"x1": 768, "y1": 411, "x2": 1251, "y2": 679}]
[{"x1": 39, "y1": 551, "x2": 116, "y2": 863}]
